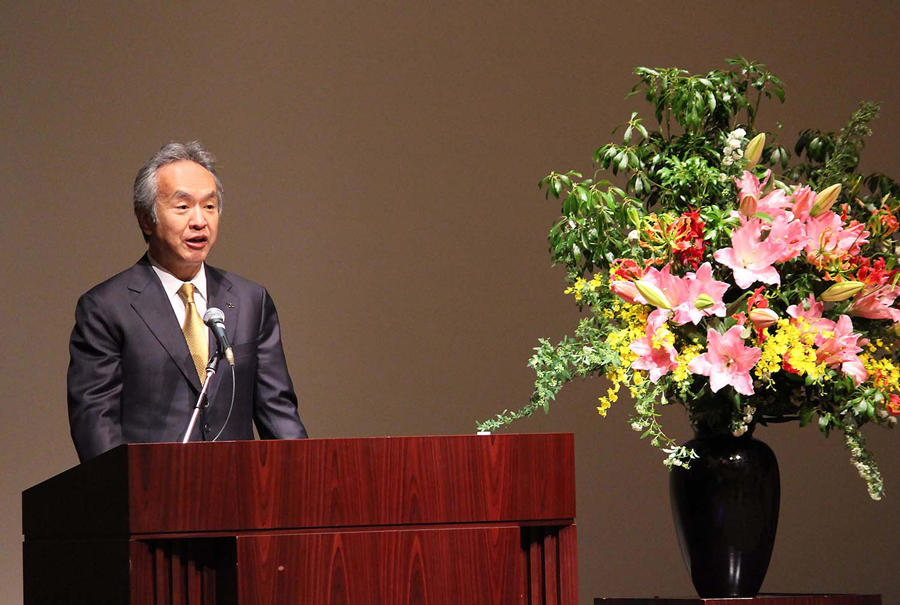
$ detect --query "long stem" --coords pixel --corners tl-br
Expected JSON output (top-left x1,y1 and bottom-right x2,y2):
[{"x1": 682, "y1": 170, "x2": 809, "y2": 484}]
[{"x1": 750, "y1": 88, "x2": 762, "y2": 131}]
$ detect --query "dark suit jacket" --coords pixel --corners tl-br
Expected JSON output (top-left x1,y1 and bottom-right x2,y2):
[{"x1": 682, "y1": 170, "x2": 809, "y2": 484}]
[{"x1": 67, "y1": 256, "x2": 307, "y2": 461}]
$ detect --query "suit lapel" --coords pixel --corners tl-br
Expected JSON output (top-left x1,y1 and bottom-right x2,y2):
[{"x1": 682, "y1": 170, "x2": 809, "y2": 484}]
[
  {"x1": 206, "y1": 265, "x2": 237, "y2": 345},
  {"x1": 205, "y1": 265, "x2": 236, "y2": 405},
  {"x1": 128, "y1": 257, "x2": 202, "y2": 391}
]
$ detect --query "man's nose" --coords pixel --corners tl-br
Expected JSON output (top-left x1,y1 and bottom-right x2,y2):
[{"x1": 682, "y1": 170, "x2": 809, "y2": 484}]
[{"x1": 188, "y1": 205, "x2": 207, "y2": 228}]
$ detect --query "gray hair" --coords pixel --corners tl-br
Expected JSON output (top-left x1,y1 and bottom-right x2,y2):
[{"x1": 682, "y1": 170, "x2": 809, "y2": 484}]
[{"x1": 133, "y1": 141, "x2": 224, "y2": 235}]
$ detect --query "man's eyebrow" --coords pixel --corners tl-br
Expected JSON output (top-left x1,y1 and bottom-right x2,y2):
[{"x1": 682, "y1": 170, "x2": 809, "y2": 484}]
[{"x1": 172, "y1": 189, "x2": 218, "y2": 200}]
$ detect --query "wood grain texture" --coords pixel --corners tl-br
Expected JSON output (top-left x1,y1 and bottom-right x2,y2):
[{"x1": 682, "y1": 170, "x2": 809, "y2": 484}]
[
  {"x1": 23, "y1": 434, "x2": 577, "y2": 604},
  {"x1": 236, "y1": 527, "x2": 528, "y2": 604},
  {"x1": 557, "y1": 525, "x2": 578, "y2": 605},
  {"x1": 594, "y1": 595, "x2": 882, "y2": 605},
  {"x1": 130, "y1": 433, "x2": 574, "y2": 534},
  {"x1": 24, "y1": 434, "x2": 575, "y2": 537}
]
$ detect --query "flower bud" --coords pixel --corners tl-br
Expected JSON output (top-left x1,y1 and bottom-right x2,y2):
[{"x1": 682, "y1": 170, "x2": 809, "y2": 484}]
[
  {"x1": 739, "y1": 194, "x2": 758, "y2": 217},
  {"x1": 611, "y1": 280, "x2": 639, "y2": 304},
  {"x1": 744, "y1": 133, "x2": 766, "y2": 169},
  {"x1": 893, "y1": 322, "x2": 900, "y2": 337},
  {"x1": 694, "y1": 294, "x2": 715, "y2": 310},
  {"x1": 820, "y1": 280, "x2": 865, "y2": 302},
  {"x1": 634, "y1": 280, "x2": 671, "y2": 309},
  {"x1": 810, "y1": 183, "x2": 842, "y2": 217},
  {"x1": 627, "y1": 207, "x2": 641, "y2": 229},
  {"x1": 749, "y1": 308, "x2": 779, "y2": 329}
]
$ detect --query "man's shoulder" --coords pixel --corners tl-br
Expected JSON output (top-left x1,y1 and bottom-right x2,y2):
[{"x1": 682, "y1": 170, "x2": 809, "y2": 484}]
[
  {"x1": 77, "y1": 259, "x2": 154, "y2": 303},
  {"x1": 206, "y1": 264, "x2": 268, "y2": 295}
]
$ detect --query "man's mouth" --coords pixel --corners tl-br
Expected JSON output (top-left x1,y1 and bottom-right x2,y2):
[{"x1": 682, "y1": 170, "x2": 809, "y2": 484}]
[{"x1": 185, "y1": 235, "x2": 208, "y2": 249}]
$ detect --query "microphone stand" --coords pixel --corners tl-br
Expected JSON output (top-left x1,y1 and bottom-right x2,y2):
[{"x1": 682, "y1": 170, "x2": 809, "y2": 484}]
[{"x1": 181, "y1": 348, "x2": 221, "y2": 444}]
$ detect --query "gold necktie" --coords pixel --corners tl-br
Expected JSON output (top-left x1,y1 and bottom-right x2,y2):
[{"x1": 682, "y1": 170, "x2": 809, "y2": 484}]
[{"x1": 177, "y1": 283, "x2": 208, "y2": 382}]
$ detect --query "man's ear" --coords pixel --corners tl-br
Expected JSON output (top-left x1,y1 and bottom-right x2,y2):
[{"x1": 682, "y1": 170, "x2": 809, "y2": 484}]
[{"x1": 136, "y1": 210, "x2": 154, "y2": 236}]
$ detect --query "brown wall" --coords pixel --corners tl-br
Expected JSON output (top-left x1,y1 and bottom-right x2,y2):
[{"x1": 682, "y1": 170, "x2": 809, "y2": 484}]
[{"x1": 2, "y1": 2, "x2": 898, "y2": 603}]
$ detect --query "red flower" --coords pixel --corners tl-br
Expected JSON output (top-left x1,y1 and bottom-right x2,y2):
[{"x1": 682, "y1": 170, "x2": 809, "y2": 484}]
[{"x1": 887, "y1": 394, "x2": 900, "y2": 416}]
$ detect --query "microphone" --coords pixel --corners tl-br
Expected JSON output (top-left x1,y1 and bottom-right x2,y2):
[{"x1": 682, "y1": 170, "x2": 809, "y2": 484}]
[{"x1": 203, "y1": 307, "x2": 235, "y2": 366}]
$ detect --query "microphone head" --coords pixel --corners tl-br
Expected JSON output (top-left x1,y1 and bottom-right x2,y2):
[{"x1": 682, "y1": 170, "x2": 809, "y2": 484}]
[{"x1": 203, "y1": 307, "x2": 225, "y2": 326}]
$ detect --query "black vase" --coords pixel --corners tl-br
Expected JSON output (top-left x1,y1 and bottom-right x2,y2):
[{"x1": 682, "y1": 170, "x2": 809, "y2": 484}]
[{"x1": 669, "y1": 426, "x2": 780, "y2": 598}]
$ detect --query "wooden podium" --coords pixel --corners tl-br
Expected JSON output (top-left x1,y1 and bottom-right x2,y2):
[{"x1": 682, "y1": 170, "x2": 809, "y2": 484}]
[{"x1": 23, "y1": 434, "x2": 577, "y2": 604}]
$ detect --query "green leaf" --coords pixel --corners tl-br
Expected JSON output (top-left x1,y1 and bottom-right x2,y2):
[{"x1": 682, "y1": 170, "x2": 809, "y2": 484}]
[
  {"x1": 576, "y1": 186, "x2": 590, "y2": 204},
  {"x1": 552, "y1": 178, "x2": 563, "y2": 197}
]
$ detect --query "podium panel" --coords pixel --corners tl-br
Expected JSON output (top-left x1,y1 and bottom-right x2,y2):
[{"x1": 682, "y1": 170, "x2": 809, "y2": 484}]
[{"x1": 23, "y1": 434, "x2": 576, "y2": 604}]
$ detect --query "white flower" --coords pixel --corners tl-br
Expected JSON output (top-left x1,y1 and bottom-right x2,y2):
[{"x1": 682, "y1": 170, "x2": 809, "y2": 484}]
[
  {"x1": 732, "y1": 426, "x2": 748, "y2": 437},
  {"x1": 723, "y1": 156, "x2": 734, "y2": 166},
  {"x1": 631, "y1": 422, "x2": 643, "y2": 432},
  {"x1": 726, "y1": 130, "x2": 745, "y2": 148}
]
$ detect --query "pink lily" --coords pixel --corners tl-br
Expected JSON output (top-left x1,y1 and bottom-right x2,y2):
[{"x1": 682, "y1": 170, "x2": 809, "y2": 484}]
[
  {"x1": 734, "y1": 170, "x2": 792, "y2": 221},
  {"x1": 804, "y1": 211, "x2": 869, "y2": 266},
  {"x1": 766, "y1": 215, "x2": 806, "y2": 263},
  {"x1": 734, "y1": 170, "x2": 769, "y2": 203},
  {"x1": 630, "y1": 309, "x2": 678, "y2": 382},
  {"x1": 815, "y1": 315, "x2": 868, "y2": 385},
  {"x1": 754, "y1": 189, "x2": 792, "y2": 221},
  {"x1": 635, "y1": 265, "x2": 689, "y2": 312},
  {"x1": 790, "y1": 185, "x2": 817, "y2": 222},
  {"x1": 688, "y1": 326, "x2": 761, "y2": 396},
  {"x1": 714, "y1": 218, "x2": 787, "y2": 289},
  {"x1": 787, "y1": 294, "x2": 824, "y2": 321},
  {"x1": 679, "y1": 262, "x2": 729, "y2": 324},
  {"x1": 848, "y1": 284, "x2": 900, "y2": 322},
  {"x1": 786, "y1": 294, "x2": 833, "y2": 333}
]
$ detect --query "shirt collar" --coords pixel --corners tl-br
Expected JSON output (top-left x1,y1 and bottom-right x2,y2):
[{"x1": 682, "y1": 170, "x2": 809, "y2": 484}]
[{"x1": 147, "y1": 253, "x2": 207, "y2": 302}]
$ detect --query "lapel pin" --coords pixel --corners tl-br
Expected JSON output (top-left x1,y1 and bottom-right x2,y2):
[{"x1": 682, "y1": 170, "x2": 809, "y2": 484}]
[{"x1": 226, "y1": 302, "x2": 235, "y2": 308}]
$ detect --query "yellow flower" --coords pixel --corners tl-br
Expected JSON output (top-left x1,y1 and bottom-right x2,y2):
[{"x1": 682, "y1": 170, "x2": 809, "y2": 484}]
[
  {"x1": 673, "y1": 343, "x2": 703, "y2": 383},
  {"x1": 755, "y1": 318, "x2": 827, "y2": 382},
  {"x1": 861, "y1": 353, "x2": 900, "y2": 393}
]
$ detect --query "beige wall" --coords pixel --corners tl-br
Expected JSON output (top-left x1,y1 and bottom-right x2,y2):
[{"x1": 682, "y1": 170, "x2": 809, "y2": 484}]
[{"x1": 2, "y1": 2, "x2": 898, "y2": 603}]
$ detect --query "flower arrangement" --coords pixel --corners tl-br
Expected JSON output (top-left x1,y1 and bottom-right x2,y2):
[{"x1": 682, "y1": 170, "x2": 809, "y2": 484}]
[{"x1": 479, "y1": 58, "x2": 899, "y2": 499}]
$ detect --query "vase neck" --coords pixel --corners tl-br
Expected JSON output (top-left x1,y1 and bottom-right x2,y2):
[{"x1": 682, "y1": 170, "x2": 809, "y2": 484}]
[{"x1": 693, "y1": 422, "x2": 755, "y2": 439}]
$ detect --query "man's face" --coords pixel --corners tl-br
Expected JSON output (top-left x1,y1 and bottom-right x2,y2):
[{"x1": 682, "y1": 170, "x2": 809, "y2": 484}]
[{"x1": 140, "y1": 160, "x2": 220, "y2": 280}]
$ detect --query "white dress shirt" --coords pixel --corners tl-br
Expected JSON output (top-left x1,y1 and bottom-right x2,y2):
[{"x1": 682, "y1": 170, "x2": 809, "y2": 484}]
[{"x1": 147, "y1": 254, "x2": 210, "y2": 349}]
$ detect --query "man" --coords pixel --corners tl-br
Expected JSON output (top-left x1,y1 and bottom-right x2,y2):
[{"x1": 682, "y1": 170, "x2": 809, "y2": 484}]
[{"x1": 67, "y1": 141, "x2": 307, "y2": 462}]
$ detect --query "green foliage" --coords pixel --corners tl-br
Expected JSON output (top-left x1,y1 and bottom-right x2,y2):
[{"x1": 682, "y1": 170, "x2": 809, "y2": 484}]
[
  {"x1": 544, "y1": 57, "x2": 789, "y2": 278},
  {"x1": 540, "y1": 171, "x2": 638, "y2": 275},
  {"x1": 477, "y1": 317, "x2": 617, "y2": 432},
  {"x1": 788, "y1": 102, "x2": 900, "y2": 229}
]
